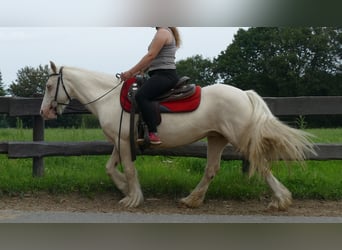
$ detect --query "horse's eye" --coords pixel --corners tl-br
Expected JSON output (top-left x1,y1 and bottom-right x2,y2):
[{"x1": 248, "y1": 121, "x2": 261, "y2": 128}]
[{"x1": 47, "y1": 84, "x2": 52, "y2": 91}]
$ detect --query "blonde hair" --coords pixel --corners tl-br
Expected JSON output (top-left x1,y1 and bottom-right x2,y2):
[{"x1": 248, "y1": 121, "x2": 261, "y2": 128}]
[
  {"x1": 169, "y1": 27, "x2": 181, "y2": 48},
  {"x1": 156, "y1": 27, "x2": 182, "y2": 48}
]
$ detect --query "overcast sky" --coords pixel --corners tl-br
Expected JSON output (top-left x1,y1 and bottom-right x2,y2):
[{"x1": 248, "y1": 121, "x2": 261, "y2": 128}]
[
  {"x1": 0, "y1": 0, "x2": 254, "y2": 87},
  {"x1": 1, "y1": 0, "x2": 334, "y2": 87},
  {"x1": 0, "y1": 27, "x2": 243, "y2": 86}
]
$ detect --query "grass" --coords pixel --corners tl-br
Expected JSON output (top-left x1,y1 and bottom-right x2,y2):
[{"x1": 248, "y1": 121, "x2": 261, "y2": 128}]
[{"x1": 0, "y1": 127, "x2": 341, "y2": 200}]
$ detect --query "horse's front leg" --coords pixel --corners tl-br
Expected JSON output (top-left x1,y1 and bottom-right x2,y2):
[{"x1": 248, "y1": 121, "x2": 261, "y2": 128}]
[
  {"x1": 106, "y1": 148, "x2": 128, "y2": 195},
  {"x1": 117, "y1": 142, "x2": 144, "y2": 208},
  {"x1": 180, "y1": 135, "x2": 228, "y2": 208}
]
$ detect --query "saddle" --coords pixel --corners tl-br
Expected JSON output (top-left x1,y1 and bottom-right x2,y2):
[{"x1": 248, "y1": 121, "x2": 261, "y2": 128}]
[
  {"x1": 120, "y1": 75, "x2": 202, "y2": 160},
  {"x1": 130, "y1": 75, "x2": 196, "y2": 104},
  {"x1": 156, "y1": 77, "x2": 194, "y2": 101}
]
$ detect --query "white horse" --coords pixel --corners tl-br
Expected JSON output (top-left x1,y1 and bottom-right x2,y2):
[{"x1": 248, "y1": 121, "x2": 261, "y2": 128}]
[{"x1": 40, "y1": 62, "x2": 315, "y2": 210}]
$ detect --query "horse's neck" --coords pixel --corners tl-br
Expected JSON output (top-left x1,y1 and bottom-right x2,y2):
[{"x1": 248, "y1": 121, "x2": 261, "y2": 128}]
[{"x1": 66, "y1": 68, "x2": 121, "y2": 116}]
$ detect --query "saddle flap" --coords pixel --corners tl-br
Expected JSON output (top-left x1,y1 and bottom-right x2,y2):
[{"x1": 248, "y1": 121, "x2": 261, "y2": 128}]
[{"x1": 154, "y1": 84, "x2": 196, "y2": 102}]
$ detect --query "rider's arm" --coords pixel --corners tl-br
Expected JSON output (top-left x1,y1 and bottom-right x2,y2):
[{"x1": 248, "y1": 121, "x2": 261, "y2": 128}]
[{"x1": 121, "y1": 28, "x2": 171, "y2": 80}]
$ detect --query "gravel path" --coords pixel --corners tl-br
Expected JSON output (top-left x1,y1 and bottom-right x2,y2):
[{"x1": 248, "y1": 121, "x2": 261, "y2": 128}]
[{"x1": 0, "y1": 193, "x2": 342, "y2": 222}]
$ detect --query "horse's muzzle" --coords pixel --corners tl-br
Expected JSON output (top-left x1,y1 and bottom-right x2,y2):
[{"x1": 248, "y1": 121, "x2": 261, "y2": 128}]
[{"x1": 40, "y1": 105, "x2": 57, "y2": 120}]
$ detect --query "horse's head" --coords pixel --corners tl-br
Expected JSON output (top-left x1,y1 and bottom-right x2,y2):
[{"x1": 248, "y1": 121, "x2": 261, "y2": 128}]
[{"x1": 40, "y1": 61, "x2": 72, "y2": 120}]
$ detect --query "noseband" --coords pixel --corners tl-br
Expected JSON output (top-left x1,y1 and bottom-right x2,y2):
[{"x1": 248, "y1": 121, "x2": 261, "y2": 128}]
[{"x1": 49, "y1": 66, "x2": 72, "y2": 108}]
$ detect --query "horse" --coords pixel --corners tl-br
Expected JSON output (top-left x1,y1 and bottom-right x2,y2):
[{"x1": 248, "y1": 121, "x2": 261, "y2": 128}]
[{"x1": 40, "y1": 61, "x2": 316, "y2": 210}]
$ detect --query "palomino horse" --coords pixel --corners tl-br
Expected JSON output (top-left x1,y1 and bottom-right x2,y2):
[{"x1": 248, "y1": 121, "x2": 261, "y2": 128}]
[{"x1": 40, "y1": 62, "x2": 315, "y2": 210}]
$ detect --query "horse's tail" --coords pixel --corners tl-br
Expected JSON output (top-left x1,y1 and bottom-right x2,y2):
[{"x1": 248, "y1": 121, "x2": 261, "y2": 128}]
[{"x1": 239, "y1": 90, "x2": 316, "y2": 177}]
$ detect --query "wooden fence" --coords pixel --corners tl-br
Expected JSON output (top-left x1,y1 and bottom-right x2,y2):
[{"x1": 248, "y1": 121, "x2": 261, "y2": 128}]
[{"x1": 0, "y1": 96, "x2": 342, "y2": 177}]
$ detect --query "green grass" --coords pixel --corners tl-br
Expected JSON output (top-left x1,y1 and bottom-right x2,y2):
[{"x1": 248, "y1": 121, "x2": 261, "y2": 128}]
[
  {"x1": 306, "y1": 128, "x2": 342, "y2": 143},
  {"x1": 0, "y1": 128, "x2": 341, "y2": 200}
]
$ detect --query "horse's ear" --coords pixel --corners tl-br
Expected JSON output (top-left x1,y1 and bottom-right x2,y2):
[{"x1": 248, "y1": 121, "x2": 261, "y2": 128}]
[{"x1": 50, "y1": 61, "x2": 57, "y2": 74}]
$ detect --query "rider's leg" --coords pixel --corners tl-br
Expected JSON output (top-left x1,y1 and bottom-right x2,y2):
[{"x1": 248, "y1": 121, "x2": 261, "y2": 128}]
[{"x1": 135, "y1": 69, "x2": 178, "y2": 143}]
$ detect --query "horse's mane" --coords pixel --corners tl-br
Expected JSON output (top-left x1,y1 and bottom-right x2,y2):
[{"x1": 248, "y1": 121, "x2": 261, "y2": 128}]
[
  {"x1": 64, "y1": 66, "x2": 121, "y2": 88},
  {"x1": 66, "y1": 66, "x2": 114, "y2": 78}
]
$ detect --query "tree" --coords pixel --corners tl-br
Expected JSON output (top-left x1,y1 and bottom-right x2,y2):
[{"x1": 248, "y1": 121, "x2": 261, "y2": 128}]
[
  {"x1": 176, "y1": 55, "x2": 218, "y2": 86},
  {"x1": 0, "y1": 71, "x2": 8, "y2": 127},
  {"x1": 0, "y1": 71, "x2": 6, "y2": 96},
  {"x1": 214, "y1": 27, "x2": 342, "y2": 97},
  {"x1": 8, "y1": 65, "x2": 49, "y2": 97}
]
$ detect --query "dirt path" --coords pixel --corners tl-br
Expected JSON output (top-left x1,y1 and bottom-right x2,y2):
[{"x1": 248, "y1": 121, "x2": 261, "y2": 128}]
[{"x1": 0, "y1": 193, "x2": 341, "y2": 217}]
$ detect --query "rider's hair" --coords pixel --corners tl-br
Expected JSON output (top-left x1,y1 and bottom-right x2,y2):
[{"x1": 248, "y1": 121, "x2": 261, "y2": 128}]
[{"x1": 169, "y1": 27, "x2": 181, "y2": 48}]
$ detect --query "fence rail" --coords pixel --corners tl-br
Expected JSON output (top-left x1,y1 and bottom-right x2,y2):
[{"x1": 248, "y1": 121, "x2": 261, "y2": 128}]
[
  {"x1": 1, "y1": 96, "x2": 342, "y2": 116},
  {"x1": 1, "y1": 141, "x2": 341, "y2": 160},
  {"x1": 1, "y1": 96, "x2": 342, "y2": 177}
]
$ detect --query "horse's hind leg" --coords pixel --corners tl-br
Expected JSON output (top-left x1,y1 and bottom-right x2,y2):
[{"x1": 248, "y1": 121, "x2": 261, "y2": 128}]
[
  {"x1": 264, "y1": 169, "x2": 292, "y2": 210},
  {"x1": 180, "y1": 135, "x2": 228, "y2": 208},
  {"x1": 106, "y1": 148, "x2": 128, "y2": 195}
]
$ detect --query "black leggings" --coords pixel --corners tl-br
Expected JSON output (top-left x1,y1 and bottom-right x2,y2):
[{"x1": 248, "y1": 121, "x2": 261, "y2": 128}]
[{"x1": 135, "y1": 69, "x2": 178, "y2": 132}]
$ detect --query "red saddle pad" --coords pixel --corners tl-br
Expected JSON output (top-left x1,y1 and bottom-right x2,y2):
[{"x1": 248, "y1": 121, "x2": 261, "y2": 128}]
[{"x1": 120, "y1": 77, "x2": 201, "y2": 113}]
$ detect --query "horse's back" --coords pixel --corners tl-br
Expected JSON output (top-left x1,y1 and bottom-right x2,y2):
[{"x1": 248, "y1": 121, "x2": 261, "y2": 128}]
[{"x1": 201, "y1": 84, "x2": 251, "y2": 114}]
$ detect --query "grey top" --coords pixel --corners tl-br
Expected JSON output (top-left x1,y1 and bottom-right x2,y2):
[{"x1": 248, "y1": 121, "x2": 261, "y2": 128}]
[{"x1": 148, "y1": 28, "x2": 177, "y2": 72}]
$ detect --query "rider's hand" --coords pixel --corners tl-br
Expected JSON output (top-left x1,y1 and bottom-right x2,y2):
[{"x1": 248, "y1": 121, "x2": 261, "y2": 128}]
[{"x1": 120, "y1": 71, "x2": 133, "y2": 81}]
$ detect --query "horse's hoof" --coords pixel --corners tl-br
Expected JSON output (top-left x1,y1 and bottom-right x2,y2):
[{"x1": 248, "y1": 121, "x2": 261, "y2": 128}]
[
  {"x1": 179, "y1": 197, "x2": 203, "y2": 208},
  {"x1": 267, "y1": 201, "x2": 282, "y2": 211},
  {"x1": 119, "y1": 195, "x2": 144, "y2": 208},
  {"x1": 267, "y1": 197, "x2": 292, "y2": 211}
]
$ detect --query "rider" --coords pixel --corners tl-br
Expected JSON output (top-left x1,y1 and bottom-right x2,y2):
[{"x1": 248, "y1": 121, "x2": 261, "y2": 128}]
[{"x1": 121, "y1": 27, "x2": 181, "y2": 145}]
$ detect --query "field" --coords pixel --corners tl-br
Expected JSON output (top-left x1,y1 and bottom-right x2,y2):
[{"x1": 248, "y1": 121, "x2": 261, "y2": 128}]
[{"x1": 0, "y1": 128, "x2": 341, "y2": 201}]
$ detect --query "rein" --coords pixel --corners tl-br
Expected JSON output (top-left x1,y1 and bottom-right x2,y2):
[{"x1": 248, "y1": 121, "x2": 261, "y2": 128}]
[{"x1": 50, "y1": 68, "x2": 123, "y2": 111}]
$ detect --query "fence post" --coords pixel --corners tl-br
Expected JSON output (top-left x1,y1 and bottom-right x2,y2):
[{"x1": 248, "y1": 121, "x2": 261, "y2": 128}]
[{"x1": 32, "y1": 115, "x2": 44, "y2": 177}]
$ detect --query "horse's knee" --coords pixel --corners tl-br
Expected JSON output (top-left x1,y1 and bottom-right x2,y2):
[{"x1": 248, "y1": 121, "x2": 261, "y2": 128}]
[
  {"x1": 106, "y1": 160, "x2": 116, "y2": 174},
  {"x1": 106, "y1": 166, "x2": 113, "y2": 176},
  {"x1": 106, "y1": 155, "x2": 119, "y2": 175},
  {"x1": 106, "y1": 161, "x2": 112, "y2": 173}
]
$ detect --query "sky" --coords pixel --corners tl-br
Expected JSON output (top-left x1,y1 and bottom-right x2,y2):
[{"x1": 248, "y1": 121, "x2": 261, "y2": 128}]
[
  {"x1": 0, "y1": 27, "x2": 243, "y2": 87},
  {"x1": 0, "y1": 0, "x2": 254, "y2": 87},
  {"x1": 0, "y1": 0, "x2": 336, "y2": 87}
]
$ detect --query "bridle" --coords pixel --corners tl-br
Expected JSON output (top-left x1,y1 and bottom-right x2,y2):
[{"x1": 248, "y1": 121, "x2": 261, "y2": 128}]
[
  {"x1": 48, "y1": 67, "x2": 123, "y2": 110},
  {"x1": 49, "y1": 66, "x2": 72, "y2": 108}
]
